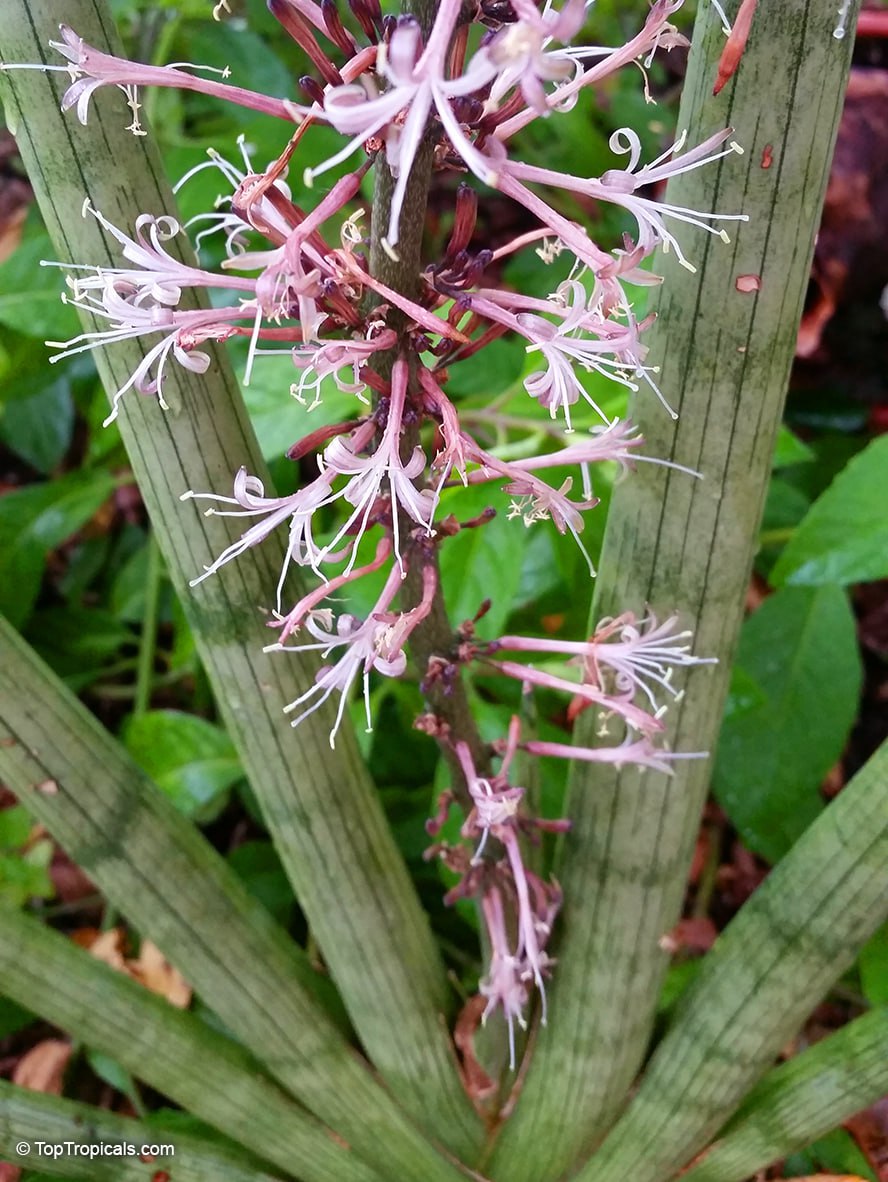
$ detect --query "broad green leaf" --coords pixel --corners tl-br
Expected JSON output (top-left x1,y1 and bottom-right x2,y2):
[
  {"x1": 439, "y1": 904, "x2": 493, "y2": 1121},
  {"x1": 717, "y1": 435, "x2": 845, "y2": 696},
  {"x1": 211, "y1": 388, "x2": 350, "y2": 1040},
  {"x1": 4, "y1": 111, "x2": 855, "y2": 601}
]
[
  {"x1": 123, "y1": 710, "x2": 242, "y2": 821},
  {"x1": 29, "y1": 607, "x2": 135, "y2": 687},
  {"x1": 0, "y1": 377, "x2": 74, "y2": 473},
  {"x1": 786, "y1": 1127, "x2": 877, "y2": 1182},
  {"x1": 713, "y1": 585, "x2": 862, "y2": 862},
  {"x1": 445, "y1": 335, "x2": 523, "y2": 400},
  {"x1": 110, "y1": 540, "x2": 153, "y2": 621},
  {"x1": 0, "y1": 840, "x2": 53, "y2": 907},
  {"x1": 0, "y1": 470, "x2": 116, "y2": 627},
  {"x1": 772, "y1": 424, "x2": 815, "y2": 468},
  {"x1": 859, "y1": 923, "x2": 888, "y2": 1007},
  {"x1": 770, "y1": 434, "x2": 888, "y2": 587},
  {"x1": 0, "y1": 215, "x2": 79, "y2": 340},
  {"x1": 760, "y1": 477, "x2": 811, "y2": 537},
  {"x1": 0, "y1": 997, "x2": 34, "y2": 1038},
  {"x1": 0, "y1": 804, "x2": 34, "y2": 848},
  {"x1": 226, "y1": 841, "x2": 295, "y2": 927},
  {"x1": 85, "y1": 1050, "x2": 143, "y2": 1112},
  {"x1": 680, "y1": 1007, "x2": 888, "y2": 1182},
  {"x1": 439, "y1": 482, "x2": 529, "y2": 634}
]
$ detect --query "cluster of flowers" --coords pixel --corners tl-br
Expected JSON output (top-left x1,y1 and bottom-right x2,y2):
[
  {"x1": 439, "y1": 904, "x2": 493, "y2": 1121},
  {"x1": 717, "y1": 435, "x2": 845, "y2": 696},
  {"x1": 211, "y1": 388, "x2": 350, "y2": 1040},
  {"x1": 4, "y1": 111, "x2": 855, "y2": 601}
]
[{"x1": 13, "y1": 0, "x2": 736, "y2": 1051}]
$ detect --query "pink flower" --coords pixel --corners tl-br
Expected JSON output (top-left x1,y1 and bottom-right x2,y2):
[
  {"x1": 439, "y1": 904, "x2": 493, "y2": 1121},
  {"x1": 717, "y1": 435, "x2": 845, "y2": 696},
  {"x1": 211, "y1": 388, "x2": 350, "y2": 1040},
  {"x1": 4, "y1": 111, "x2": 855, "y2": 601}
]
[
  {"x1": 457, "y1": 436, "x2": 600, "y2": 573},
  {"x1": 470, "y1": 281, "x2": 655, "y2": 427},
  {"x1": 479, "y1": 886, "x2": 530, "y2": 1067},
  {"x1": 314, "y1": 0, "x2": 499, "y2": 247},
  {"x1": 180, "y1": 465, "x2": 338, "y2": 599},
  {"x1": 290, "y1": 329, "x2": 397, "y2": 409},
  {"x1": 480, "y1": 0, "x2": 587, "y2": 116},
  {"x1": 522, "y1": 735, "x2": 707, "y2": 773},
  {"x1": 48, "y1": 203, "x2": 256, "y2": 307},
  {"x1": 42, "y1": 24, "x2": 305, "y2": 128},
  {"x1": 47, "y1": 283, "x2": 246, "y2": 425},
  {"x1": 456, "y1": 732, "x2": 562, "y2": 1063},
  {"x1": 493, "y1": 0, "x2": 687, "y2": 140},
  {"x1": 496, "y1": 612, "x2": 716, "y2": 718},
  {"x1": 269, "y1": 562, "x2": 436, "y2": 745},
  {"x1": 317, "y1": 358, "x2": 438, "y2": 570},
  {"x1": 504, "y1": 127, "x2": 748, "y2": 272}
]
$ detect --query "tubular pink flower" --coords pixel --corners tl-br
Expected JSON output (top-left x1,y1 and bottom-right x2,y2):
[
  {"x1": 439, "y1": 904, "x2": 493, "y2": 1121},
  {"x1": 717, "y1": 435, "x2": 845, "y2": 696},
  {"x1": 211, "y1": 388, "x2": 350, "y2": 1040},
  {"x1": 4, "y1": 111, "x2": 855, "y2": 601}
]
[
  {"x1": 479, "y1": 887, "x2": 529, "y2": 1068},
  {"x1": 456, "y1": 733, "x2": 562, "y2": 1063},
  {"x1": 270, "y1": 561, "x2": 437, "y2": 745},
  {"x1": 470, "y1": 282, "x2": 655, "y2": 427},
  {"x1": 315, "y1": 6, "x2": 499, "y2": 247},
  {"x1": 47, "y1": 292, "x2": 249, "y2": 425},
  {"x1": 46, "y1": 204, "x2": 256, "y2": 306},
  {"x1": 491, "y1": 659, "x2": 661, "y2": 735},
  {"x1": 456, "y1": 437, "x2": 600, "y2": 573},
  {"x1": 504, "y1": 128, "x2": 749, "y2": 271},
  {"x1": 273, "y1": 539, "x2": 393, "y2": 642},
  {"x1": 496, "y1": 612, "x2": 716, "y2": 716},
  {"x1": 173, "y1": 138, "x2": 296, "y2": 258},
  {"x1": 290, "y1": 329, "x2": 397, "y2": 408},
  {"x1": 40, "y1": 24, "x2": 309, "y2": 126},
  {"x1": 180, "y1": 465, "x2": 339, "y2": 600},
  {"x1": 524, "y1": 736, "x2": 708, "y2": 773},
  {"x1": 494, "y1": 0, "x2": 687, "y2": 140},
  {"x1": 479, "y1": 0, "x2": 586, "y2": 117},
  {"x1": 317, "y1": 357, "x2": 438, "y2": 570}
]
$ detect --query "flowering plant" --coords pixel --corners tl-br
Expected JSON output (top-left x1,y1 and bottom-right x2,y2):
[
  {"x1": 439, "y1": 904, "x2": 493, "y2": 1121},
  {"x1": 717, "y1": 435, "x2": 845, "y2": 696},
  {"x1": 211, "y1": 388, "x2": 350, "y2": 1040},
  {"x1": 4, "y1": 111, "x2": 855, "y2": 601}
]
[
  {"x1": 9, "y1": 0, "x2": 744, "y2": 1048},
  {"x1": 1, "y1": 4, "x2": 882, "y2": 1182}
]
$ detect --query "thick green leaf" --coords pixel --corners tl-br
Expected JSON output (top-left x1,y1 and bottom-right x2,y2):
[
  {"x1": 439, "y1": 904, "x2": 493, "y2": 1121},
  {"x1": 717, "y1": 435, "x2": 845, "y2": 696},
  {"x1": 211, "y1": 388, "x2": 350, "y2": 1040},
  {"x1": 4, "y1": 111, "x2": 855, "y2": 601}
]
[
  {"x1": 575, "y1": 738, "x2": 888, "y2": 1182},
  {"x1": 0, "y1": 907, "x2": 381, "y2": 1182},
  {"x1": 123, "y1": 710, "x2": 242, "y2": 821},
  {"x1": 770, "y1": 434, "x2": 888, "y2": 587},
  {"x1": 713, "y1": 585, "x2": 862, "y2": 862},
  {"x1": 0, "y1": 617, "x2": 463, "y2": 1182},
  {"x1": 0, "y1": 470, "x2": 116, "y2": 627},
  {"x1": 0, "y1": 1078, "x2": 282, "y2": 1182},
  {"x1": 680, "y1": 1006, "x2": 888, "y2": 1182}
]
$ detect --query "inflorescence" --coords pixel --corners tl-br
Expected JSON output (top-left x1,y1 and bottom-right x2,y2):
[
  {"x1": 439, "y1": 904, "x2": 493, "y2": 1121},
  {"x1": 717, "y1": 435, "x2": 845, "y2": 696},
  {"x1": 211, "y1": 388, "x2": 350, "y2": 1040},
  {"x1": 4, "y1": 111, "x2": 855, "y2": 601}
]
[{"x1": 8, "y1": 0, "x2": 739, "y2": 1063}]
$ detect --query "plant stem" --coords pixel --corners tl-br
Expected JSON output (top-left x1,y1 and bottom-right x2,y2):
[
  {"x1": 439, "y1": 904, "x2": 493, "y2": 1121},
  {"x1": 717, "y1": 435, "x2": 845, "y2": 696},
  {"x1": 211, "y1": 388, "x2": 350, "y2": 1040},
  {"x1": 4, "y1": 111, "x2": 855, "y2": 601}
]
[{"x1": 366, "y1": 2, "x2": 492, "y2": 800}]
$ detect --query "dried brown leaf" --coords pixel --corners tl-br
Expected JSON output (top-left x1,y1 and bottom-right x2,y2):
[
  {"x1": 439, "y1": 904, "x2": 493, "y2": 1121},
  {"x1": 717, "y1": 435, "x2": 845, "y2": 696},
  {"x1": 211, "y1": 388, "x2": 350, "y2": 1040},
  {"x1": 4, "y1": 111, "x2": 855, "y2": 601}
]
[{"x1": 12, "y1": 1039, "x2": 71, "y2": 1095}]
